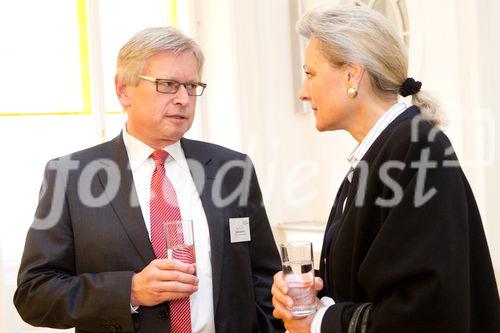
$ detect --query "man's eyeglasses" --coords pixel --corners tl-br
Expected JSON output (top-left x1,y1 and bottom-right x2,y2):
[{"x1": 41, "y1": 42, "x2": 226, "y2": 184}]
[{"x1": 139, "y1": 75, "x2": 207, "y2": 96}]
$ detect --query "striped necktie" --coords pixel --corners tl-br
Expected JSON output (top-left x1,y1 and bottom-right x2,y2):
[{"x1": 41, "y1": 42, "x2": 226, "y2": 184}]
[{"x1": 150, "y1": 150, "x2": 192, "y2": 333}]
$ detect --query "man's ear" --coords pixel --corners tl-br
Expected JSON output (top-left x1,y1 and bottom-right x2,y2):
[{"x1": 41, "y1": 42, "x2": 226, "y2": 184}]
[{"x1": 115, "y1": 75, "x2": 131, "y2": 108}]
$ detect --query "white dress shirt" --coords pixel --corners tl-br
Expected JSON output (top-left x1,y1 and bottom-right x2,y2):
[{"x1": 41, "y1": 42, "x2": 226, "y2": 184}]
[
  {"x1": 347, "y1": 102, "x2": 408, "y2": 176},
  {"x1": 310, "y1": 101, "x2": 408, "y2": 332},
  {"x1": 123, "y1": 128, "x2": 216, "y2": 333}
]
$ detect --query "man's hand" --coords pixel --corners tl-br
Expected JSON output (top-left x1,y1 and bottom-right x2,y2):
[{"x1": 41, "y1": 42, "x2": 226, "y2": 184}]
[
  {"x1": 271, "y1": 271, "x2": 323, "y2": 333},
  {"x1": 130, "y1": 259, "x2": 198, "y2": 307}
]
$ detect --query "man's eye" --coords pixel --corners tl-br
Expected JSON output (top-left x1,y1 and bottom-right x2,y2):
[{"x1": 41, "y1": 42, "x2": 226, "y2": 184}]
[
  {"x1": 161, "y1": 81, "x2": 178, "y2": 88},
  {"x1": 186, "y1": 83, "x2": 198, "y2": 90}
]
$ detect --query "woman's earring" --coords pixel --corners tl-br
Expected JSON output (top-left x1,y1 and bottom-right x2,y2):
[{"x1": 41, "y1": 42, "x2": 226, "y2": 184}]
[{"x1": 347, "y1": 86, "x2": 358, "y2": 98}]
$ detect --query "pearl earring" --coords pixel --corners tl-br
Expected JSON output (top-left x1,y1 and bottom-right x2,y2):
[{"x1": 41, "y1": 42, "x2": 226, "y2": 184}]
[{"x1": 347, "y1": 86, "x2": 358, "y2": 98}]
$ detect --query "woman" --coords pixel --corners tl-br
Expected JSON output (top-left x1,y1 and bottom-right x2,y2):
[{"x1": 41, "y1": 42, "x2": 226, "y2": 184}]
[{"x1": 271, "y1": 5, "x2": 499, "y2": 333}]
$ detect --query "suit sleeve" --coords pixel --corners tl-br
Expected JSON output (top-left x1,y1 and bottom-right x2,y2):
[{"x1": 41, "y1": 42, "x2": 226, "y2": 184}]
[
  {"x1": 245, "y1": 157, "x2": 285, "y2": 332},
  {"x1": 322, "y1": 132, "x2": 499, "y2": 332},
  {"x1": 13, "y1": 161, "x2": 136, "y2": 332}
]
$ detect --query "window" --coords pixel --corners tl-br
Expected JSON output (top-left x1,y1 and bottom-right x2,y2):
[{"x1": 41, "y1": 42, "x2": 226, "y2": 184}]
[
  {"x1": 0, "y1": 0, "x2": 88, "y2": 115},
  {"x1": 0, "y1": 1, "x2": 180, "y2": 331},
  {"x1": 353, "y1": 0, "x2": 410, "y2": 45}
]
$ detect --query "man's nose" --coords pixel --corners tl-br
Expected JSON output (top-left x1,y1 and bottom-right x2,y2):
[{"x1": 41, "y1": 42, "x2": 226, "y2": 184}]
[{"x1": 173, "y1": 85, "x2": 190, "y2": 105}]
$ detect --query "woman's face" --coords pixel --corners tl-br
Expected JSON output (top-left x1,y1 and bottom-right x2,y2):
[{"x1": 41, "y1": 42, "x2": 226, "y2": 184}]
[{"x1": 299, "y1": 38, "x2": 354, "y2": 132}]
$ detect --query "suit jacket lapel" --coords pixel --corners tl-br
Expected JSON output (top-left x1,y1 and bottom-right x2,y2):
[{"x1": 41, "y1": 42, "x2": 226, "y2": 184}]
[
  {"x1": 97, "y1": 135, "x2": 156, "y2": 265},
  {"x1": 181, "y1": 138, "x2": 225, "y2": 314}
]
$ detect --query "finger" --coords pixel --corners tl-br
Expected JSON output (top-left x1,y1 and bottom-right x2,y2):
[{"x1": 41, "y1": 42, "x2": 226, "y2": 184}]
[
  {"x1": 157, "y1": 290, "x2": 195, "y2": 302},
  {"x1": 272, "y1": 283, "x2": 293, "y2": 308},
  {"x1": 158, "y1": 270, "x2": 199, "y2": 285},
  {"x1": 272, "y1": 297, "x2": 284, "y2": 320},
  {"x1": 314, "y1": 277, "x2": 324, "y2": 291},
  {"x1": 153, "y1": 259, "x2": 196, "y2": 274},
  {"x1": 272, "y1": 295, "x2": 294, "y2": 321},
  {"x1": 272, "y1": 308, "x2": 283, "y2": 320},
  {"x1": 158, "y1": 280, "x2": 199, "y2": 294},
  {"x1": 271, "y1": 295, "x2": 289, "y2": 313},
  {"x1": 273, "y1": 271, "x2": 288, "y2": 293}
]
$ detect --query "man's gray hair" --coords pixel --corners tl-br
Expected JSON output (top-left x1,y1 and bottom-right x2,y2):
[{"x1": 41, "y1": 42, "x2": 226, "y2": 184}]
[{"x1": 116, "y1": 27, "x2": 205, "y2": 85}]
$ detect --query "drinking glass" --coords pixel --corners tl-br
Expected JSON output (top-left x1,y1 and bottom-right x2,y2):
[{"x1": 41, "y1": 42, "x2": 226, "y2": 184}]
[
  {"x1": 280, "y1": 241, "x2": 316, "y2": 316},
  {"x1": 164, "y1": 219, "x2": 195, "y2": 264}
]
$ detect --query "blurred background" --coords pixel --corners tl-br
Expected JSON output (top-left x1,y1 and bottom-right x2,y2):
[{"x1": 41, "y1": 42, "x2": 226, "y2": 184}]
[{"x1": 1, "y1": 0, "x2": 499, "y2": 331}]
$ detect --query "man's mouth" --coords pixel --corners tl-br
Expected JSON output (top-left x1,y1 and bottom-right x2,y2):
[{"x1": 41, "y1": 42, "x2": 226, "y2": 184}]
[{"x1": 167, "y1": 114, "x2": 187, "y2": 120}]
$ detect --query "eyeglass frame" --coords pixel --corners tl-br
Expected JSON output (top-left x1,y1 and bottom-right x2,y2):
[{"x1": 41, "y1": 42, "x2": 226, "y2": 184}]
[{"x1": 139, "y1": 75, "x2": 207, "y2": 96}]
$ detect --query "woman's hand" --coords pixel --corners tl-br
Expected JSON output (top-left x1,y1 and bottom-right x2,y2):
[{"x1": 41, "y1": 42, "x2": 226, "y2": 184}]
[{"x1": 271, "y1": 271, "x2": 324, "y2": 333}]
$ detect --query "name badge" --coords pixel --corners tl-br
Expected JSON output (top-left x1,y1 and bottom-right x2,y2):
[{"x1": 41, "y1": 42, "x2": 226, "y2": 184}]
[{"x1": 229, "y1": 217, "x2": 251, "y2": 243}]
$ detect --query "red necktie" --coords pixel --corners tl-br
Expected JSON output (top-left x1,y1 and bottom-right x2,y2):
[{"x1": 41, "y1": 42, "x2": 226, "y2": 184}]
[{"x1": 150, "y1": 150, "x2": 192, "y2": 333}]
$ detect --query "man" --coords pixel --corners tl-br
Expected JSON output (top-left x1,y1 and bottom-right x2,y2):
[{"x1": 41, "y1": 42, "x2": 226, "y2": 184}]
[{"x1": 14, "y1": 27, "x2": 283, "y2": 333}]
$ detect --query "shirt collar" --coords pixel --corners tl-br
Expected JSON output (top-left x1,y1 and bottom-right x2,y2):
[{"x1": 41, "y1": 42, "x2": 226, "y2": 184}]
[
  {"x1": 122, "y1": 125, "x2": 190, "y2": 173},
  {"x1": 348, "y1": 101, "x2": 408, "y2": 169}
]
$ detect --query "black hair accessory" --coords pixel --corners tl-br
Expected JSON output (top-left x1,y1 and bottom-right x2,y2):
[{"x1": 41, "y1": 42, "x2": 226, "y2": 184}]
[{"x1": 399, "y1": 77, "x2": 422, "y2": 97}]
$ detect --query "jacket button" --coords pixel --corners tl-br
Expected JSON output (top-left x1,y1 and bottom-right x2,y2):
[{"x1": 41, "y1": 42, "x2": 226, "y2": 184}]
[
  {"x1": 159, "y1": 310, "x2": 168, "y2": 320},
  {"x1": 111, "y1": 324, "x2": 122, "y2": 332}
]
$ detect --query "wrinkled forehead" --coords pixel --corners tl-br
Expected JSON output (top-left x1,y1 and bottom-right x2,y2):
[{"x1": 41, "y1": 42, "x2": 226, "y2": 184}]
[{"x1": 143, "y1": 50, "x2": 201, "y2": 79}]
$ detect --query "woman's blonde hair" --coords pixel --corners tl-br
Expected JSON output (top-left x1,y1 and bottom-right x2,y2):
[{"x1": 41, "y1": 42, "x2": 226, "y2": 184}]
[
  {"x1": 116, "y1": 27, "x2": 205, "y2": 86},
  {"x1": 297, "y1": 5, "x2": 443, "y2": 126}
]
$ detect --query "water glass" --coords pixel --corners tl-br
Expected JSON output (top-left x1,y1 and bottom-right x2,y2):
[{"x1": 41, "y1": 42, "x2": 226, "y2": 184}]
[
  {"x1": 280, "y1": 241, "x2": 316, "y2": 316},
  {"x1": 164, "y1": 219, "x2": 195, "y2": 264}
]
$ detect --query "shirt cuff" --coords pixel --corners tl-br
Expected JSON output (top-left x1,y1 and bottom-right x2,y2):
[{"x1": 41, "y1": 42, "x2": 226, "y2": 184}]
[
  {"x1": 130, "y1": 304, "x2": 139, "y2": 313},
  {"x1": 311, "y1": 297, "x2": 335, "y2": 333}
]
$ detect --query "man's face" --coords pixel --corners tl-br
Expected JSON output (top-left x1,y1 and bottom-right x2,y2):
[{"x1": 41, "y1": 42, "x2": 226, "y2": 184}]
[{"x1": 117, "y1": 50, "x2": 199, "y2": 149}]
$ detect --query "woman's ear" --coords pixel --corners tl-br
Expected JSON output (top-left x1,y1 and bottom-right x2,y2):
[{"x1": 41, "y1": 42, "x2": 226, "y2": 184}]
[
  {"x1": 345, "y1": 63, "x2": 365, "y2": 87},
  {"x1": 343, "y1": 63, "x2": 365, "y2": 99},
  {"x1": 115, "y1": 75, "x2": 131, "y2": 108}
]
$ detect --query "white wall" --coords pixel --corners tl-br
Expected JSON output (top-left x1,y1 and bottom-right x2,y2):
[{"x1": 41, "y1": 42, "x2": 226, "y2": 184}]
[
  {"x1": 411, "y1": 0, "x2": 500, "y2": 276},
  {"x1": 475, "y1": 0, "x2": 500, "y2": 280},
  {"x1": 189, "y1": 0, "x2": 354, "y2": 227}
]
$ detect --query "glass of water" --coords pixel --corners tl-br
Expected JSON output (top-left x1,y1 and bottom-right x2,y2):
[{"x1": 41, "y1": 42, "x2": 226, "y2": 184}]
[
  {"x1": 164, "y1": 220, "x2": 196, "y2": 265},
  {"x1": 280, "y1": 241, "x2": 316, "y2": 316}
]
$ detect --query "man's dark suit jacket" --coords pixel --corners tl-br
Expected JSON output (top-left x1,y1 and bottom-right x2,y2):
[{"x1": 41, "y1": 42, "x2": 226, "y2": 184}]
[
  {"x1": 14, "y1": 135, "x2": 284, "y2": 333},
  {"x1": 318, "y1": 107, "x2": 500, "y2": 332}
]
